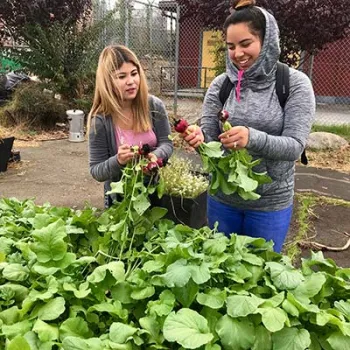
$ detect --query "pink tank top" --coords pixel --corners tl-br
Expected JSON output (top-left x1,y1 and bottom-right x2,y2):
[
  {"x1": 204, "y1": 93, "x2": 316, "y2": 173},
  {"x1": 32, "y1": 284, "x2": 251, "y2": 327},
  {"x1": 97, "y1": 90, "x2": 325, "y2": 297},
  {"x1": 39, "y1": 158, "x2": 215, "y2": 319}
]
[{"x1": 115, "y1": 126, "x2": 157, "y2": 149}]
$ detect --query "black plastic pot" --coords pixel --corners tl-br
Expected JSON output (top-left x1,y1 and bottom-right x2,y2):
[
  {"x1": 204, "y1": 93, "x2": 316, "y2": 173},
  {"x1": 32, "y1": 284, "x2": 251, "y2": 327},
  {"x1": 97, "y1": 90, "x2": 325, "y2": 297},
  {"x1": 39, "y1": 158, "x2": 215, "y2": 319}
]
[
  {"x1": 0, "y1": 136, "x2": 15, "y2": 172},
  {"x1": 155, "y1": 191, "x2": 207, "y2": 229}
]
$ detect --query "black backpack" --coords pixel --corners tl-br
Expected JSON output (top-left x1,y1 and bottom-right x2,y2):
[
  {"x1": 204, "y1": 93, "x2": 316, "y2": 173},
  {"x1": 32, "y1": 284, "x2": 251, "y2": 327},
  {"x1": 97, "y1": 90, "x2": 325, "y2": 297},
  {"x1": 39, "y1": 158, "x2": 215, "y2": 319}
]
[{"x1": 218, "y1": 62, "x2": 308, "y2": 165}]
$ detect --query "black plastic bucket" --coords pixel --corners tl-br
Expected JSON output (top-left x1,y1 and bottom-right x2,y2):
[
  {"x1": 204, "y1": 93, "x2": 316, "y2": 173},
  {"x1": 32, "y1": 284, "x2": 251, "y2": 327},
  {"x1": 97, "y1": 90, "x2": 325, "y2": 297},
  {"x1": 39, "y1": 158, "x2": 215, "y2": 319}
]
[
  {"x1": 154, "y1": 191, "x2": 207, "y2": 229},
  {"x1": 0, "y1": 136, "x2": 15, "y2": 172}
]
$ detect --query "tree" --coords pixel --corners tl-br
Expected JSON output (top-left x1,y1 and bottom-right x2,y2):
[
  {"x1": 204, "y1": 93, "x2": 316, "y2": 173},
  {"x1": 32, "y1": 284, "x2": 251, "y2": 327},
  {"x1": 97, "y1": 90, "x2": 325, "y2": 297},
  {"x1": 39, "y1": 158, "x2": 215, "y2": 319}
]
[
  {"x1": 177, "y1": 0, "x2": 350, "y2": 66},
  {"x1": 0, "y1": 0, "x2": 113, "y2": 99},
  {"x1": 0, "y1": 0, "x2": 92, "y2": 42}
]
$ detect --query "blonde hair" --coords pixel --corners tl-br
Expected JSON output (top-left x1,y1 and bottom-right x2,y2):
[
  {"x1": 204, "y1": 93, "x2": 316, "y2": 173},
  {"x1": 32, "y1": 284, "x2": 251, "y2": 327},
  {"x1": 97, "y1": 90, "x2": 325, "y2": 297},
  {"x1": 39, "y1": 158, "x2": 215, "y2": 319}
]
[{"x1": 87, "y1": 45, "x2": 150, "y2": 133}]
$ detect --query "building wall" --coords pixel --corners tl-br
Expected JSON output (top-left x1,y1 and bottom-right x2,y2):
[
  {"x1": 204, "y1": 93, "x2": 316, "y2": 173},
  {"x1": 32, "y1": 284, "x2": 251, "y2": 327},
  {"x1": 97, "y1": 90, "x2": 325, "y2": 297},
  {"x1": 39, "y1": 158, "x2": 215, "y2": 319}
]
[
  {"x1": 200, "y1": 31, "x2": 222, "y2": 88},
  {"x1": 175, "y1": 3, "x2": 350, "y2": 102},
  {"x1": 307, "y1": 36, "x2": 350, "y2": 101},
  {"x1": 178, "y1": 16, "x2": 202, "y2": 88}
]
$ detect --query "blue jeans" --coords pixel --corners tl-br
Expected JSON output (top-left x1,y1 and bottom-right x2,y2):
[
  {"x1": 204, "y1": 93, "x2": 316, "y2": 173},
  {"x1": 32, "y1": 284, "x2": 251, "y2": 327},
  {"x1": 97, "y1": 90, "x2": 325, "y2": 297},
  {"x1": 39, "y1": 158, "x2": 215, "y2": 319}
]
[{"x1": 207, "y1": 196, "x2": 293, "y2": 252}]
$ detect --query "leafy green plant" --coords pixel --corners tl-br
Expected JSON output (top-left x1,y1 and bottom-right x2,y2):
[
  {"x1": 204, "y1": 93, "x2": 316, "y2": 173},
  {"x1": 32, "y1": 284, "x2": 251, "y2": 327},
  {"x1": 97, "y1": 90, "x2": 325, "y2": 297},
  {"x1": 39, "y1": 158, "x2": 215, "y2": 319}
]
[
  {"x1": 0, "y1": 160, "x2": 349, "y2": 349},
  {"x1": 105, "y1": 147, "x2": 165, "y2": 262},
  {"x1": 159, "y1": 155, "x2": 208, "y2": 199},
  {"x1": 7, "y1": 18, "x2": 109, "y2": 100},
  {"x1": 173, "y1": 119, "x2": 272, "y2": 200},
  {"x1": 1, "y1": 1, "x2": 115, "y2": 100},
  {"x1": 211, "y1": 40, "x2": 226, "y2": 77}
]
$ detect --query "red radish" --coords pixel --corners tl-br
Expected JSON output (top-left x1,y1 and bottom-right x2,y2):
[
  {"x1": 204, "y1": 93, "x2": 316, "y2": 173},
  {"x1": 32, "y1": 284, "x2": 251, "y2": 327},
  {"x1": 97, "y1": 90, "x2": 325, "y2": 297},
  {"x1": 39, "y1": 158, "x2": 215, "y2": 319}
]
[{"x1": 174, "y1": 119, "x2": 189, "y2": 133}]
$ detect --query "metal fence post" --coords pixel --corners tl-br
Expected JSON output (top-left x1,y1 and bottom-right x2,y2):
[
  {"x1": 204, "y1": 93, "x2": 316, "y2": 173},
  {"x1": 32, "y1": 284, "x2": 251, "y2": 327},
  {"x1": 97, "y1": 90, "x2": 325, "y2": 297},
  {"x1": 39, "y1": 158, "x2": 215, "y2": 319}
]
[
  {"x1": 173, "y1": 3, "x2": 180, "y2": 119},
  {"x1": 125, "y1": 0, "x2": 130, "y2": 46},
  {"x1": 309, "y1": 54, "x2": 315, "y2": 83}
]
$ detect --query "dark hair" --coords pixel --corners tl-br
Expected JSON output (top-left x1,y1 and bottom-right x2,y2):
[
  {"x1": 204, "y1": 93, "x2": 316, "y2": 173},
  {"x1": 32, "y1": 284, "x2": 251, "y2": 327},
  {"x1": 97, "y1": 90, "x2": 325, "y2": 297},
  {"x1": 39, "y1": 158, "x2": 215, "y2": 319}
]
[{"x1": 224, "y1": 2, "x2": 266, "y2": 43}]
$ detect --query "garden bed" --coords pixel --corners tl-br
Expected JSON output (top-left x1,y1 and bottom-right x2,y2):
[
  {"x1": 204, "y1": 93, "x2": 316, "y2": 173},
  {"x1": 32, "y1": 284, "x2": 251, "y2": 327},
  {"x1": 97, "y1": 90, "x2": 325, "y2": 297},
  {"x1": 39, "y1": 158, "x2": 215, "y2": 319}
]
[{"x1": 285, "y1": 196, "x2": 350, "y2": 268}]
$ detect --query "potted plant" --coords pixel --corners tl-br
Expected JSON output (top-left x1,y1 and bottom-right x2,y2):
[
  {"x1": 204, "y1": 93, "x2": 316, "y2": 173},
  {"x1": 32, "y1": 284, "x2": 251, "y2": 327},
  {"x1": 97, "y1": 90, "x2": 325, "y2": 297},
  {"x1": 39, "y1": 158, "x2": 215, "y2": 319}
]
[
  {"x1": 0, "y1": 135, "x2": 15, "y2": 172},
  {"x1": 157, "y1": 155, "x2": 209, "y2": 228}
]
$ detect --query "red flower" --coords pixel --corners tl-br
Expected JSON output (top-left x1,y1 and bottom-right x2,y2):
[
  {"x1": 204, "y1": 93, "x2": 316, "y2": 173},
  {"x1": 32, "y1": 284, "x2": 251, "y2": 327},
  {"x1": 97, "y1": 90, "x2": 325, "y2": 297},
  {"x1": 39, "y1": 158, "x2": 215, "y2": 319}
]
[
  {"x1": 174, "y1": 119, "x2": 189, "y2": 133},
  {"x1": 218, "y1": 110, "x2": 229, "y2": 123}
]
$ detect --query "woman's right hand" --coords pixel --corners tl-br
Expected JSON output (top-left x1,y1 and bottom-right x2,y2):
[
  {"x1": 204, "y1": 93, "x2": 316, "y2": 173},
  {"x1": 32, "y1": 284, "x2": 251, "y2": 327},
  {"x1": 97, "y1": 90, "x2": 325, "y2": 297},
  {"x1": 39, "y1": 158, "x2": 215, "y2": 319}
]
[
  {"x1": 180, "y1": 125, "x2": 204, "y2": 148},
  {"x1": 117, "y1": 144, "x2": 134, "y2": 165}
]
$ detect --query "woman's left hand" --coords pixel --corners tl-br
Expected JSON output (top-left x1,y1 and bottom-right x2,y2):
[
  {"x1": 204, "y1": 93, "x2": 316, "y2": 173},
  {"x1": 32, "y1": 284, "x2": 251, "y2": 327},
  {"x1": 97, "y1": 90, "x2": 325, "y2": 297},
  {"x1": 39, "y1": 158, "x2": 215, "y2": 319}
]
[
  {"x1": 147, "y1": 153, "x2": 157, "y2": 162},
  {"x1": 219, "y1": 126, "x2": 249, "y2": 150}
]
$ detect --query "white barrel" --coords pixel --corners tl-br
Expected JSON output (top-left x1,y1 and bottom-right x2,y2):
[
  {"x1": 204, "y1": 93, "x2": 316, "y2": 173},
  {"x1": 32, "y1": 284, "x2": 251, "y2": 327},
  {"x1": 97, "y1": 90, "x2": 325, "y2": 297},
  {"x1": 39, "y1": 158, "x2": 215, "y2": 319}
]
[{"x1": 66, "y1": 109, "x2": 85, "y2": 142}]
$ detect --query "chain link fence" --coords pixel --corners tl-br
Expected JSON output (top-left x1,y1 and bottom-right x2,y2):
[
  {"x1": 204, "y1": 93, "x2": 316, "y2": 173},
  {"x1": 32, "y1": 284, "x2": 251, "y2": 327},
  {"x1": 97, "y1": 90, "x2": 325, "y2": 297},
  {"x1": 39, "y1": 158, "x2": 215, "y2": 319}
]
[
  {"x1": 93, "y1": 0, "x2": 177, "y2": 110},
  {"x1": 302, "y1": 37, "x2": 350, "y2": 125},
  {"x1": 94, "y1": 0, "x2": 350, "y2": 125}
]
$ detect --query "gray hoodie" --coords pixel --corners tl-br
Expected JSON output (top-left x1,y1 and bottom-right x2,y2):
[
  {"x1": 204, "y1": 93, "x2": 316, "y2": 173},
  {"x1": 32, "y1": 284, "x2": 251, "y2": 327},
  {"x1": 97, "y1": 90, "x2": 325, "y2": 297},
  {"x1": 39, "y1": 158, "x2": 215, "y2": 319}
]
[{"x1": 201, "y1": 7, "x2": 315, "y2": 211}]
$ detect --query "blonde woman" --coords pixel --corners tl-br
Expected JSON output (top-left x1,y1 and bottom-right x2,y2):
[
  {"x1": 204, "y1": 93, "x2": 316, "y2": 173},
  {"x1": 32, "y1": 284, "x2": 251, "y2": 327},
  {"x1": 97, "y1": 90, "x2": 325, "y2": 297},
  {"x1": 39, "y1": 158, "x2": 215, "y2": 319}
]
[{"x1": 88, "y1": 45, "x2": 173, "y2": 208}]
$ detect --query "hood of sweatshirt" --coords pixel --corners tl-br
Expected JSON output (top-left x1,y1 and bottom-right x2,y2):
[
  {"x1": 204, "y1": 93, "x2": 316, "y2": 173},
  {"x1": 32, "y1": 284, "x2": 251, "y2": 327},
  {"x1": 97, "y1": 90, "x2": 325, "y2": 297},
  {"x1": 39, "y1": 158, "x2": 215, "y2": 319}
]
[{"x1": 226, "y1": 7, "x2": 281, "y2": 89}]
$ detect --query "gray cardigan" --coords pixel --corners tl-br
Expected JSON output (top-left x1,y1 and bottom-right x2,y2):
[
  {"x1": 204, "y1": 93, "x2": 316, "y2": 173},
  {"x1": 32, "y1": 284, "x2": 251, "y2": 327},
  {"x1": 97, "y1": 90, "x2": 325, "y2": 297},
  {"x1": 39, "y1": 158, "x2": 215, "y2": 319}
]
[
  {"x1": 201, "y1": 8, "x2": 316, "y2": 211},
  {"x1": 88, "y1": 95, "x2": 173, "y2": 193}
]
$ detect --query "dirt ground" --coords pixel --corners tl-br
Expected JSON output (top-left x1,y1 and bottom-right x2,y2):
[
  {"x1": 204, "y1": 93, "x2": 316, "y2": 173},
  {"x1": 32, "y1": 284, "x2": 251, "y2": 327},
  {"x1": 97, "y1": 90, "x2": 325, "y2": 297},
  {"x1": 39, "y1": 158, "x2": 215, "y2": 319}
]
[
  {"x1": 0, "y1": 137, "x2": 349, "y2": 268},
  {"x1": 305, "y1": 204, "x2": 349, "y2": 266},
  {"x1": 0, "y1": 139, "x2": 103, "y2": 209},
  {"x1": 286, "y1": 199, "x2": 350, "y2": 268}
]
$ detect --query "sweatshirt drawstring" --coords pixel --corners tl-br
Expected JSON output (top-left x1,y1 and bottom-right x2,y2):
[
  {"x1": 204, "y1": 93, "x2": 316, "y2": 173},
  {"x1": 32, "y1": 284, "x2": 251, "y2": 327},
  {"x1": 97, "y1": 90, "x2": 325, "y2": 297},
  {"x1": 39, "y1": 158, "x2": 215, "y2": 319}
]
[{"x1": 235, "y1": 70, "x2": 244, "y2": 102}]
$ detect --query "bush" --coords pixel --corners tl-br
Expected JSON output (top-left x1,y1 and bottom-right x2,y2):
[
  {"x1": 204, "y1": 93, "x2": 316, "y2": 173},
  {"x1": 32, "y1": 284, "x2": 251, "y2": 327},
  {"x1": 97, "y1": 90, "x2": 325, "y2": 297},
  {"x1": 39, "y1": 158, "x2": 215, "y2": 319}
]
[
  {"x1": 0, "y1": 82, "x2": 70, "y2": 129},
  {"x1": 73, "y1": 96, "x2": 93, "y2": 116},
  {"x1": 212, "y1": 40, "x2": 226, "y2": 77}
]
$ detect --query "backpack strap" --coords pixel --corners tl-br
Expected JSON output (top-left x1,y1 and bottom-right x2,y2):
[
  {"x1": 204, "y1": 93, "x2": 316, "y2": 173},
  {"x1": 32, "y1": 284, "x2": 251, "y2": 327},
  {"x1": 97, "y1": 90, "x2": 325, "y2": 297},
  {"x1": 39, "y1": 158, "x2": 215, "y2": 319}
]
[
  {"x1": 276, "y1": 62, "x2": 308, "y2": 165},
  {"x1": 275, "y1": 61, "x2": 289, "y2": 109},
  {"x1": 219, "y1": 75, "x2": 234, "y2": 106}
]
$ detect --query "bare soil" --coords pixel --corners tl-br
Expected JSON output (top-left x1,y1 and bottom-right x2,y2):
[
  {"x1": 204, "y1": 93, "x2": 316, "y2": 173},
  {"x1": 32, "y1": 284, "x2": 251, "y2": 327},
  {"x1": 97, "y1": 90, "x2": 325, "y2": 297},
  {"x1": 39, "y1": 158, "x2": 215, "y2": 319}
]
[
  {"x1": 305, "y1": 146, "x2": 350, "y2": 174},
  {"x1": 307, "y1": 204, "x2": 350, "y2": 266},
  {"x1": 285, "y1": 200, "x2": 350, "y2": 268},
  {"x1": 0, "y1": 138, "x2": 103, "y2": 209}
]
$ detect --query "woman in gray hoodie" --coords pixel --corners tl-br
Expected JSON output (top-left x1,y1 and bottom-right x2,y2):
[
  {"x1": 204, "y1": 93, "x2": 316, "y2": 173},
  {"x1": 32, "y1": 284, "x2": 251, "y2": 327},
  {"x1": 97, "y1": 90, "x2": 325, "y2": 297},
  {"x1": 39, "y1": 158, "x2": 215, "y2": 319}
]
[
  {"x1": 88, "y1": 45, "x2": 173, "y2": 208},
  {"x1": 182, "y1": 0, "x2": 315, "y2": 252}
]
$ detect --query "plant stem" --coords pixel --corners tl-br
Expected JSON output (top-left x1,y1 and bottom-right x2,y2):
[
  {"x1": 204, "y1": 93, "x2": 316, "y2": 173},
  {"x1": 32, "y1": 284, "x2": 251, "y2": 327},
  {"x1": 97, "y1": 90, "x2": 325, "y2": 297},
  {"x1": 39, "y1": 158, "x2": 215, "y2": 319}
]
[{"x1": 119, "y1": 164, "x2": 139, "y2": 260}]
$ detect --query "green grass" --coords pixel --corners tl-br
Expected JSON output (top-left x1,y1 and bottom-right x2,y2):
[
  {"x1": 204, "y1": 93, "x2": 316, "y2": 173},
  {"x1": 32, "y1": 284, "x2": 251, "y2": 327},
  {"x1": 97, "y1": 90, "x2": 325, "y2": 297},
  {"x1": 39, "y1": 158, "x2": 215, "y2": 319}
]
[
  {"x1": 312, "y1": 123, "x2": 350, "y2": 141},
  {"x1": 285, "y1": 194, "x2": 317, "y2": 262}
]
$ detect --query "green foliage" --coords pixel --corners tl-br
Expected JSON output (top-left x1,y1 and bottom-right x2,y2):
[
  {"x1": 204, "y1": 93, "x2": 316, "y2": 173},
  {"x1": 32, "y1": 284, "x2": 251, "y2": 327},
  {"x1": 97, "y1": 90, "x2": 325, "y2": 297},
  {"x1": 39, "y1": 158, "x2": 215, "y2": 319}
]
[
  {"x1": 172, "y1": 119, "x2": 272, "y2": 200},
  {"x1": 211, "y1": 41, "x2": 226, "y2": 77},
  {"x1": 198, "y1": 141, "x2": 272, "y2": 199},
  {"x1": 312, "y1": 124, "x2": 350, "y2": 142},
  {"x1": 1, "y1": 192, "x2": 350, "y2": 348},
  {"x1": 5, "y1": 15, "x2": 113, "y2": 100},
  {"x1": 1, "y1": 157, "x2": 350, "y2": 349},
  {"x1": 0, "y1": 56, "x2": 22, "y2": 73},
  {"x1": 105, "y1": 153, "x2": 165, "y2": 261},
  {"x1": 0, "y1": 0, "x2": 115, "y2": 100},
  {"x1": 73, "y1": 97, "x2": 93, "y2": 116},
  {"x1": 0, "y1": 82, "x2": 70, "y2": 129}
]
